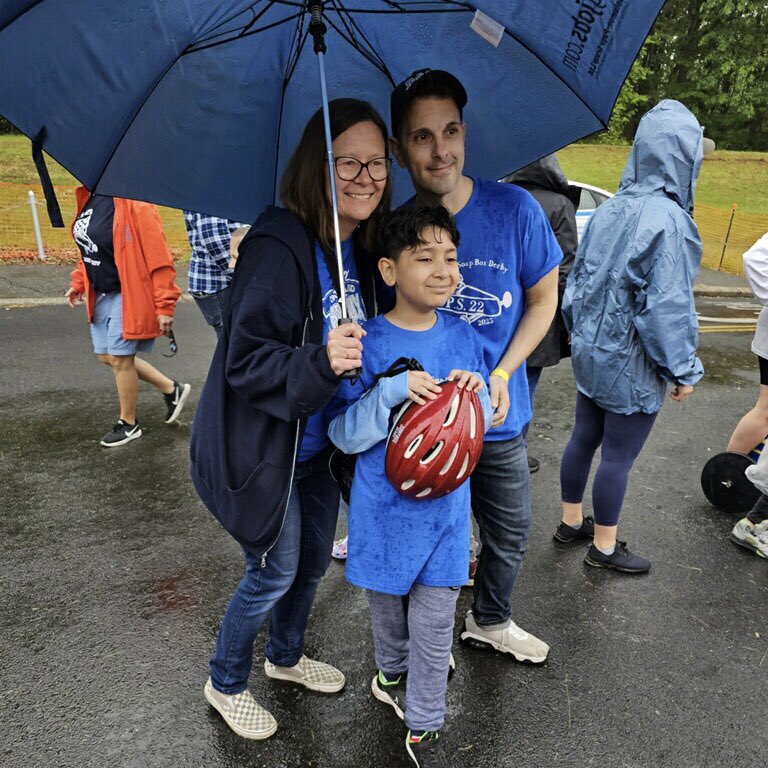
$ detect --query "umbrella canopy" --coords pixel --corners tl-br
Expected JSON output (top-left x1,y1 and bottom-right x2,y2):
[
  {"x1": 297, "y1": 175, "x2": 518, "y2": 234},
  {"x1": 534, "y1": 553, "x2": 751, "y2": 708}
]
[{"x1": 0, "y1": 1, "x2": 665, "y2": 223}]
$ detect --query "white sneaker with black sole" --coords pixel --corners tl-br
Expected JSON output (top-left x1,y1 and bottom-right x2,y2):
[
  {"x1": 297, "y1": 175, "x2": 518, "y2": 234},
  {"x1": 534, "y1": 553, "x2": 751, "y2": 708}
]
[
  {"x1": 460, "y1": 610, "x2": 549, "y2": 663},
  {"x1": 730, "y1": 517, "x2": 768, "y2": 555},
  {"x1": 164, "y1": 381, "x2": 191, "y2": 424},
  {"x1": 371, "y1": 670, "x2": 406, "y2": 720},
  {"x1": 100, "y1": 419, "x2": 142, "y2": 447}
]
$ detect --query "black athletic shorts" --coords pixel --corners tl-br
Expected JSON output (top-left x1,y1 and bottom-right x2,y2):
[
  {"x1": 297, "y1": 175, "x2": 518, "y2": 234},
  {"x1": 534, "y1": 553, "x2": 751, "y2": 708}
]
[{"x1": 759, "y1": 355, "x2": 768, "y2": 385}]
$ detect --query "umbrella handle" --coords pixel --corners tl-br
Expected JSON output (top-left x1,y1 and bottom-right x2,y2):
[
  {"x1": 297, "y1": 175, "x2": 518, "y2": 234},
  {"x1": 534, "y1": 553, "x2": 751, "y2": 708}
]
[
  {"x1": 338, "y1": 317, "x2": 361, "y2": 382},
  {"x1": 311, "y1": 3, "x2": 349, "y2": 321}
]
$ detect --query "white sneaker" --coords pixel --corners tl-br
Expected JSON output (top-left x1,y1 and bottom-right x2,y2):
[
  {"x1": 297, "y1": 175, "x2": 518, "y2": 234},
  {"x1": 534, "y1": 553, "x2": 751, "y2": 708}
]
[
  {"x1": 331, "y1": 536, "x2": 348, "y2": 560},
  {"x1": 755, "y1": 528, "x2": 768, "y2": 559},
  {"x1": 264, "y1": 655, "x2": 345, "y2": 693},
  {"x1": 460, "y1": 610, "x2": 549, "y2": 663},
  {"x1": 730, "y1": 518, "x2": 768, "y2": 554},
  {"x1": 203, "y1": 678, "x2": 277, "y2": 740}
]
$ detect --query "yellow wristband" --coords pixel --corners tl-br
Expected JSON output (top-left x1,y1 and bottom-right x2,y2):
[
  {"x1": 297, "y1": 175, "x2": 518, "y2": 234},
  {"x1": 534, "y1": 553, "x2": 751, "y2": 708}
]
[{"x1": 491, "y1": 367, "x2": 510, "y2": 383}]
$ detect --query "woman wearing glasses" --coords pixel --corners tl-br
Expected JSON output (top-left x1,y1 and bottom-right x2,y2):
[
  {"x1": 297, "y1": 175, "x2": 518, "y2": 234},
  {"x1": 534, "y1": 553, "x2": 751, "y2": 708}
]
[
  {"x1": 65, "y1": 191, "x2": 190, "y2": 446},
  {"x1": 191, "y1": 98, "x2": 392, "y2": 740}
]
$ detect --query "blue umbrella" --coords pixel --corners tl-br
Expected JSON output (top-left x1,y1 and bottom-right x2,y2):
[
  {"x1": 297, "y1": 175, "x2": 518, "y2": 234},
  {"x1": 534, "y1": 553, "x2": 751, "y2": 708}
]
[{"x1": 0, "y1": 0, "x2": 664, "y2": 314}]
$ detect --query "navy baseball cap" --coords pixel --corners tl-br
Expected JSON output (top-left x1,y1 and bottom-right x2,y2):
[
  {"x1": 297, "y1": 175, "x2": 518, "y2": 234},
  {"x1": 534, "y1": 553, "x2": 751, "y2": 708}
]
[{"x1": 390, "y1": 68, "x2": 468, "y2": 139}]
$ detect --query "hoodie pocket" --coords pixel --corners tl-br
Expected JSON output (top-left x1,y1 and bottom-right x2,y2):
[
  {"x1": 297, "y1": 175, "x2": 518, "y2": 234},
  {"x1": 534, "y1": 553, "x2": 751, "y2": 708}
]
[{"x1": 217, "y1": 461, "x2": 291, "y2": 546}]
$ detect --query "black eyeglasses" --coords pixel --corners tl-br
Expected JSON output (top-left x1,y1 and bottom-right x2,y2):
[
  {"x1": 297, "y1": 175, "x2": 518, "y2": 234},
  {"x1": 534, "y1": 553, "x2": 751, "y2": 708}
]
[
  {"x1": 163, "y1": 329, "x2": 178, "y2": 358},
  {"x1": 333, "y1": 155, "x2": 392, "y2": 182}
]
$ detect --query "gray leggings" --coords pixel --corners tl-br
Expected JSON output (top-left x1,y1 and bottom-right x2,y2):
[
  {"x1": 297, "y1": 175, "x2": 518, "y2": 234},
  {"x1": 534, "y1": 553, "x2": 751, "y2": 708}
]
[{"x1": 367, "y1": 584, "x2": 460, "y2": 732}]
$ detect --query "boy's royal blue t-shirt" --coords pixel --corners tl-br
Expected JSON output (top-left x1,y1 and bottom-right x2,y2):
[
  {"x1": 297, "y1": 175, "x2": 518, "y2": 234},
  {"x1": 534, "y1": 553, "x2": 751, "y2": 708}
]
[
  {"x1": 298, "y1": 240, "x2": 367, "y2": 462},
  {"x1": 335, "y1": 312, "x2": 488, "y2": 595},
  {"x1": 435, "y1": 178, "x2": 562, "y2": 440}
]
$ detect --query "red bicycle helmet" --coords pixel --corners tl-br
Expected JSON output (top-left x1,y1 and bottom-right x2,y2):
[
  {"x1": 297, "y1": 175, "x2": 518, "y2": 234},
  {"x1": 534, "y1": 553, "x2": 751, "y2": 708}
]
[{"x1": 385, "y1": 380, "x2": 484, "y2": 500}]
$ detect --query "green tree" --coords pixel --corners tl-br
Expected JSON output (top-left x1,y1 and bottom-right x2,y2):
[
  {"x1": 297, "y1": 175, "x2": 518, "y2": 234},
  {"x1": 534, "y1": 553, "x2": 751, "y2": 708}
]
[{"x1": 590, "y1": 0, "x2": 768, "y2": 150}]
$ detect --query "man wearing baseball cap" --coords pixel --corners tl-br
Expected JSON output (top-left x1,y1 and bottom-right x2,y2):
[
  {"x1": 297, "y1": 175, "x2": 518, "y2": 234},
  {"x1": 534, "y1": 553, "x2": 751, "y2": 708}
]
[{"x1": 390, "y1": 68, "x2": 561, "y2": 665}]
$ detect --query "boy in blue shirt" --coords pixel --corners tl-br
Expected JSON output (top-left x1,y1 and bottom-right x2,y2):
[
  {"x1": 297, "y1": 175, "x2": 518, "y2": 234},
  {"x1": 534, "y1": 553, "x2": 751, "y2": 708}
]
[{"x1": 329, "y1": 206, "x2": 492, "y2": 768}]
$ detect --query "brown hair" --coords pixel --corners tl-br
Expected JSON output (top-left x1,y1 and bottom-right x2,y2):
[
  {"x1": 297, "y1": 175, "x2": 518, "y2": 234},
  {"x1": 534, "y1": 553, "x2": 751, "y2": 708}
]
[{"x1": 280, "y1": 98, "x2": 392, "y2": 254}]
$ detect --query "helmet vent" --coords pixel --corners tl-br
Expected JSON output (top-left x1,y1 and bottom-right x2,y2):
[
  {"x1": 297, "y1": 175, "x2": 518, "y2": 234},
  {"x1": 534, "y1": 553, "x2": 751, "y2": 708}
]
[
  {"x1": 420, "y1": 441, "x2": 444, "y2": 465},
  {"x1": 401, "y1": 479, "x2": 416, "y2": 491},
  {"x1": 439, "y1": 443, "x2": 459, "y2": 475},
  {"x1": 469, "y1": 401, "x2": 477, "y2": 439},
  {"x1": 443, "y1": 395, "x2": 460, "y2": 427},
  {"x1": 416, "y1": 487, "x2": 432, "y2": 498},
  {"x1": 456, "y1": 452, "x2": 470, "y2": 480},
  {"x1": 404, "y1": 434, "x2": 424, "y2": 459}
]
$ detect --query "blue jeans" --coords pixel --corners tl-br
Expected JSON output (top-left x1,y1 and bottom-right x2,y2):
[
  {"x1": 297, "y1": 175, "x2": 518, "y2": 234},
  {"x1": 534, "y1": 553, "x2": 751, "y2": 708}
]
[
  {"x1": 210, "y1": 451, "x2": 339, "y2": 694},
  {"x1": 469, "y1": 435, "x2": 531, "y2": 627},
  {"x1": 522, "y1": 365, "x2": 543, "y2": 440},
  {"x1": 192, "y1": 287, "x2": 229, "y2": 338}
]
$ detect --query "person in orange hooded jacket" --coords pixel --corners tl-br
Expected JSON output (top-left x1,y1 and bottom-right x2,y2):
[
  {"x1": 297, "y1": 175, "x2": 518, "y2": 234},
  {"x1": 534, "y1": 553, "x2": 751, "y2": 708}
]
[{"x1": 66, "y1": 188, "x2": 191, "y2": 446}]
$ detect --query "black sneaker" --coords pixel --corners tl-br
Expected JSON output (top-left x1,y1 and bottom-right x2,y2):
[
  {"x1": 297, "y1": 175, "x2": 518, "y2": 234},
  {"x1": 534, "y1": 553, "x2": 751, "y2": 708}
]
[
  {"x1": 371, "y1": 670, "x2": 406, "y2": 720},
  {"x1": 406, "y1": 730, "x2": 448, "y2": 768},
  {"x1": 164, "y1": 381, "x2": 191, "y2": 424},
  {"x1": 528, "y1": 456, "x2": 540, "y2": 473},
  {"x1": 100, "y1": 420, "x2": 142, "y2": 447},
  {"x1": 553, "y1": 515, "x2": 595, "y2": 543},
  {"x1": 585, "y1": 541, "x2": 651, "y2": 574}
]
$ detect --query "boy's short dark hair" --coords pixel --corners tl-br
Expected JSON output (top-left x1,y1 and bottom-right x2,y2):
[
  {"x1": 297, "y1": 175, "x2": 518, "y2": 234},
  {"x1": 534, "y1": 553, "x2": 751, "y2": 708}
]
[
  {"x1": 390, "y1": 69, "x2": 467, "y2": 140},
  {"x1": 378, "y1": 207, "x2": 460, "y2": 262}
]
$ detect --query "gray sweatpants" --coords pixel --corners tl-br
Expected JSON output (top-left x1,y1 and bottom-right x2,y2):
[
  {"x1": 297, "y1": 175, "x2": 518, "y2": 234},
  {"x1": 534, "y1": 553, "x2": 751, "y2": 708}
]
[{"x1": 367, "y1": 584, "x2": 460, "y2": 732}]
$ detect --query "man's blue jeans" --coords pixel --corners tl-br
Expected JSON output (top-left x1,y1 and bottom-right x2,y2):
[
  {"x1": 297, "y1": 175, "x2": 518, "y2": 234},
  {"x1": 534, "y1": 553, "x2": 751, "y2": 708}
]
[
  {"x1": 469, "y1": 435, "x2": 532, "y2": 627},
  {"x1": 192, "y1": 287, "x2": 229, "y2": 338},
  {"x1": 210, "y1": 450, "x2": 339, "y2": 694}
]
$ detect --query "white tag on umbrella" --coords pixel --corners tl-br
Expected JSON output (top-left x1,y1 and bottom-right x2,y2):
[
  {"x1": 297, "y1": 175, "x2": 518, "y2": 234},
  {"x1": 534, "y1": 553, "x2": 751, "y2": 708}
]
[{"x1": 470, "y1": 10, "x2": 505, "y2": 48}]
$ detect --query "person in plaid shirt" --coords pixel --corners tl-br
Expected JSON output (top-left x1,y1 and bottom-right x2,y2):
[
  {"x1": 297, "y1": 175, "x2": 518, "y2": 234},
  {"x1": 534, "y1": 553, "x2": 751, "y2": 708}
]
[{"x1": 184, "y1": 211, "x2": 245, "y2": 337}]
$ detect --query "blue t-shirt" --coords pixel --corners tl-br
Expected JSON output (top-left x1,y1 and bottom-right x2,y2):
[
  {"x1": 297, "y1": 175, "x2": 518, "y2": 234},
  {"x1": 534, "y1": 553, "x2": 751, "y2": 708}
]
[
  {"x1": 437, "y1": 178, "x2": 562, "y2": 440},
  {"x1": 298, "y1": 240, "x2": 367, "y2": 462},
  {"x1": 334, "y1": 312, "x2": 488, "y2": 595}
]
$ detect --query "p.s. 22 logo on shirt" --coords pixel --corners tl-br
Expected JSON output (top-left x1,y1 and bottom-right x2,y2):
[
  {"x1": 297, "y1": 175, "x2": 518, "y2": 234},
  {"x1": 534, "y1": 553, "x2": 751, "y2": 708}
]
[
  {"x1": 322, "y1": 272, "x2": 367, "y2": 328},
  {"x1": 441, "y1": 281, "x2": 512, "y2": 326}
]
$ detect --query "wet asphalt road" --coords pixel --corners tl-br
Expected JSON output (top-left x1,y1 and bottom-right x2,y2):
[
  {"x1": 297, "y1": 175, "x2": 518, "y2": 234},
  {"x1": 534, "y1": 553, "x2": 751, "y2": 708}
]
[{"x1": 1, "y1": 301, "x2": 766, "y2": 768}]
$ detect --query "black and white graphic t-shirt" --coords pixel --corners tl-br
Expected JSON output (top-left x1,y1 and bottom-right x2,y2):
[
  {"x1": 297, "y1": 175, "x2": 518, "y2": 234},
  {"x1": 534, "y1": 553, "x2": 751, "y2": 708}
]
[{"x1": 74, "y1": 195, "x2": 120, "y2": 293}]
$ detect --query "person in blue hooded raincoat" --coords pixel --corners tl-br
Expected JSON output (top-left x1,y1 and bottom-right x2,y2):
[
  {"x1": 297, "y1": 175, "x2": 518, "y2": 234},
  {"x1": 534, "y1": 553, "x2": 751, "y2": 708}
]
[{"x1": 556, "y1": 100, "x2": 706, "y2": 574}]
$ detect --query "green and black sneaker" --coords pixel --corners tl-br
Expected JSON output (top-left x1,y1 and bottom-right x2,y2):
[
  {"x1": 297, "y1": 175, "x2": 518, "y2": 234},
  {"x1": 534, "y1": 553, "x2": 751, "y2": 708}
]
[
  {"x1": 406, "y1": 730, "x2": 448, "y2": 768},
  {"x1": 370, "y1": 670, "x2": 406, "y2": 720}
]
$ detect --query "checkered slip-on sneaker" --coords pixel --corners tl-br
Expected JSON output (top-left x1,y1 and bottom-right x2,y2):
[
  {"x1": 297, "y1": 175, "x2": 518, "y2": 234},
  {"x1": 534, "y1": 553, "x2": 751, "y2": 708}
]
[
  {"x1": 204, "y1": 678, "x2": 277, "y2": 740},
  {"x1": 264, "y1": 655, "x2": 345, "y2": 693}
]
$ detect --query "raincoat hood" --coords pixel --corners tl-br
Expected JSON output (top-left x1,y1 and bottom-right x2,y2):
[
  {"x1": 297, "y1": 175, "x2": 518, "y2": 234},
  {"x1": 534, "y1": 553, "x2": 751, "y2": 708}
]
[
  {"x1": 508, "y1": 154, "x2": 571, "y2": 196},
  {"x1": 618, "y1": 99, "x2": 704, "y2": 213}
]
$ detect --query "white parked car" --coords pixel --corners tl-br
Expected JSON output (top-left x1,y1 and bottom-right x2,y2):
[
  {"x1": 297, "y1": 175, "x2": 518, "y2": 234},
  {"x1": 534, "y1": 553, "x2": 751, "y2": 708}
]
[{"x1": 570, "y1": 181, "x2": 613, "y2": 242}]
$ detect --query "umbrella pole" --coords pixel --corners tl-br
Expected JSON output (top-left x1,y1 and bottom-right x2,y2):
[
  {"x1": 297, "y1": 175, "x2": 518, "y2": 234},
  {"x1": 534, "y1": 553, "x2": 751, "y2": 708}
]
[{"x1": 310, "y1": 4, "x2": 349, "y2": 321}]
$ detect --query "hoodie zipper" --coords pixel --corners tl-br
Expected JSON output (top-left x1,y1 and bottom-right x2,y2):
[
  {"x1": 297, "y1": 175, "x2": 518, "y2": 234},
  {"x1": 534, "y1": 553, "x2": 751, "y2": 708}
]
[
  {"x1": 260, "y1": 268, "x2": 372, "y2": 568},
  {"x1": 259, "y1": 311, "x2": 311, "y2": 568}
]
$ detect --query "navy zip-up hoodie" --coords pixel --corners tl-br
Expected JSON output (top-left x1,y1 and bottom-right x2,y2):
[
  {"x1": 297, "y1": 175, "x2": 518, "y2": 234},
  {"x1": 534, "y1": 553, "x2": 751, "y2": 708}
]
[{"x1": 190, "y1": 206, "x2": 381, "y2": 556}]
